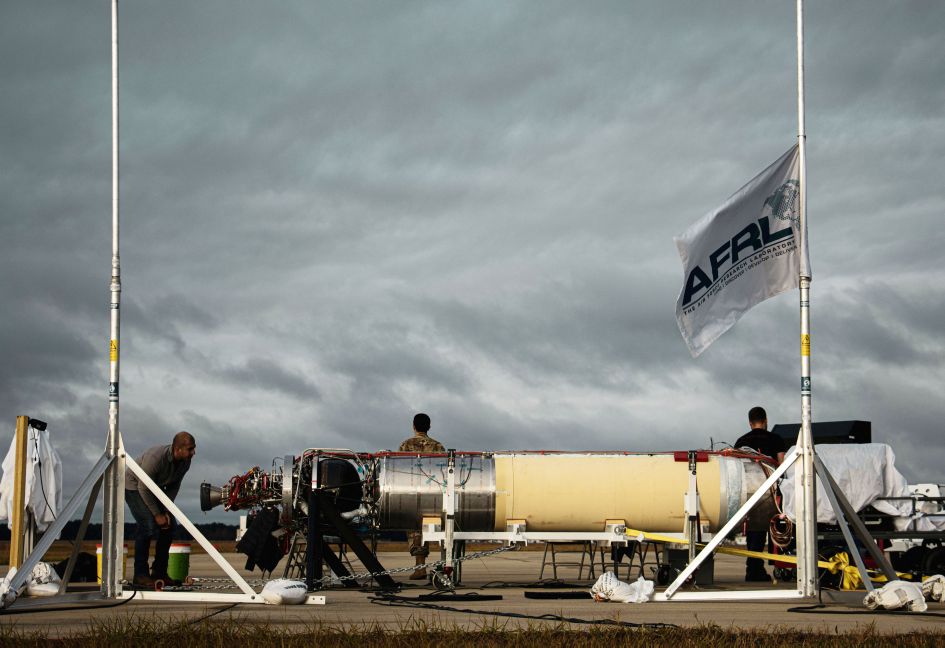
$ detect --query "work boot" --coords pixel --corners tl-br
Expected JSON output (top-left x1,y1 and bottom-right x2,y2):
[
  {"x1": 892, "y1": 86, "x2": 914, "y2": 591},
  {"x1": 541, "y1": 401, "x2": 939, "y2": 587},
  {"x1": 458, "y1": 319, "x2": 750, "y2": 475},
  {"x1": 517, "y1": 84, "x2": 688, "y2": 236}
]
[
  {"x1": 133, "y1": 573, "x2": 156, "y2": 588},
  {"x1": 746, "y1": 571, "x2": 771, "y2": 583},
  {"x1": 151, "y1": 571, "x2": 182, "y2": 586},
  {"x1": 409, "y1": 554, "x2": 427, "y2": 580}
]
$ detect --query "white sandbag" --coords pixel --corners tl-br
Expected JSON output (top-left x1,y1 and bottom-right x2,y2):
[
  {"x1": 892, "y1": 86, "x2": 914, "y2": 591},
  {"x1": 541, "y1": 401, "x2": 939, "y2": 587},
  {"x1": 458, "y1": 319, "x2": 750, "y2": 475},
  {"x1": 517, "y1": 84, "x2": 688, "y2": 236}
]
[
  {"x1": 0, "y1": 562, "x2": 61, "y2": 605},
  {"x1": 26, "y1": 582, "x2": 59, "y2": 597},
  {"x1": 29, "y1": 562, "x2": 60, "y2": 586},
  {"x1": 590, "y1": 572, "x2": 654, "y2": 603},
  {"x1": 260, "y1": 579, "x2": 308, "y2": 605},
  {"x1": 24, "y1": 562, "x2": 61, "y2": 598},
  {"x1": 863, "y1": 580, "x2": 927, "y2": 612},
  {"x1": 922, "y1": 575, "x2": 945, "y2": 602}
]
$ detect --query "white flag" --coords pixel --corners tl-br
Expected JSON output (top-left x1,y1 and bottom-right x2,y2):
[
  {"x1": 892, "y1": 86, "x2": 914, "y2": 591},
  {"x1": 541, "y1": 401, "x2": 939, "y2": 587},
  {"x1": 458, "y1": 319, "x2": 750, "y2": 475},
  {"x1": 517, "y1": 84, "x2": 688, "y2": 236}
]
[{"x1": 674, "y1": 146, "x2": 808, "y2": 357}]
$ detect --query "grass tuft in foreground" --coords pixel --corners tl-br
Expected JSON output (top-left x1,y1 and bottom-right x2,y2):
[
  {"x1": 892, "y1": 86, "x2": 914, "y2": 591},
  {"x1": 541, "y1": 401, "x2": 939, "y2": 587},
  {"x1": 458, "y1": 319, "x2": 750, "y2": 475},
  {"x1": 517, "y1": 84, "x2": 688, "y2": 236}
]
[{"x1": 1, "y1": 616, "x2": 945, "y2": 647}]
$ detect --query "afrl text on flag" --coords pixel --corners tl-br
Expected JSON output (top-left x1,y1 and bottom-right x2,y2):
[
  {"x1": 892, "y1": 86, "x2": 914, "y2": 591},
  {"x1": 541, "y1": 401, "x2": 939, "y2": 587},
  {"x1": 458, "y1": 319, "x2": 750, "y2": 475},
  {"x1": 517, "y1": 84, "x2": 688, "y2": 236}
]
[
  {"x1": 674, "y1": 146, "x2": 807, "y2": 357},
  {"x1": 680, "y1": 215, "x2": 796, "y2": 313}
]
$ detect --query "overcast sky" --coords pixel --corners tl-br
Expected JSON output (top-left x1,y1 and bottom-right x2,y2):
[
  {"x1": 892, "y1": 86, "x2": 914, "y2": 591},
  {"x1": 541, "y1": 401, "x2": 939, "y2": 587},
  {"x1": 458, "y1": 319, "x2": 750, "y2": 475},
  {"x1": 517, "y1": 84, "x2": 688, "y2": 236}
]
[{"x1": 2, "y1": 1, "x2": 944, "y2": 522}]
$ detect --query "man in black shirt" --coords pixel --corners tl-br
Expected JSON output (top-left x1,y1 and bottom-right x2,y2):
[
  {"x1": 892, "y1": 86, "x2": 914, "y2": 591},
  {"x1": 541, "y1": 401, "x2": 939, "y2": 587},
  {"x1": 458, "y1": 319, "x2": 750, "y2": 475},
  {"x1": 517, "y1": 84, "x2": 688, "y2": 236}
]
[
  {"x1": 734, "y1": 407, "x2": 786, "y2": 464},
  {"x1": 733, "y1": 407, "x2": 785, "y2": 582}
]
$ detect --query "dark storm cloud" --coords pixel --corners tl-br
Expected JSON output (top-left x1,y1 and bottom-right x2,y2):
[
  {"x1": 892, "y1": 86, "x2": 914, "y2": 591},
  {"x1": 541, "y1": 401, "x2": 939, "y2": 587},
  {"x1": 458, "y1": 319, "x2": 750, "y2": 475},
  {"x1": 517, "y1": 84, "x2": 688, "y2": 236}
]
[
  {"x1": 419, "y1": 268, "x2": 684, "y2": 392},
  {"x1": 2, "y1": 0, "x2": 945, "y2": 522},
  {"x1": 215, "y1": 357, "x2": 321, "y2": 401},
  {"x1": 816, "y1": 285, "x2": 944, "y2": 369}
]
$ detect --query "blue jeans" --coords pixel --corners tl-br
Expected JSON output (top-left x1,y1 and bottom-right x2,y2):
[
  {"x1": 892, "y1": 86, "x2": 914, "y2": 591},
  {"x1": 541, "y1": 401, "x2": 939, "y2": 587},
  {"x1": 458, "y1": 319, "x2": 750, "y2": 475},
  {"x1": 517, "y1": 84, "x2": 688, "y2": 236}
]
[{"x1": 126, "y1": 490, "x2": 176, "y2": 578}]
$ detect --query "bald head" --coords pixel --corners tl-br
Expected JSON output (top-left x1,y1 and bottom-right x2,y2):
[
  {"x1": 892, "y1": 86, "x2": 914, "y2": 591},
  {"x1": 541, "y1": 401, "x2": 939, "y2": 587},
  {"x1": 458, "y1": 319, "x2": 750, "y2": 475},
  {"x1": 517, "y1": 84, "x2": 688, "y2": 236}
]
[{"x1": 172, "y1": 431, "x2": 196, "y2": 462}]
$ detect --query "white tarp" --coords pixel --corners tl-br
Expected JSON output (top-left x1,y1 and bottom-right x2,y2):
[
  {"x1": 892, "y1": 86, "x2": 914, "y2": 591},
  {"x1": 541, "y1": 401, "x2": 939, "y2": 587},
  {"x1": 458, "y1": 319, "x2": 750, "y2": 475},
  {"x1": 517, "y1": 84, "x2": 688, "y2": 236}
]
[
  {"x1": 780, "y1": 443, "x2": 945, "y2": 532},
  {"x1": 0, "y1": 426, "x2": 63, "y2": 533},
  {"x1": 674, "y1": 145, "x2": 808, "y2": 357}
]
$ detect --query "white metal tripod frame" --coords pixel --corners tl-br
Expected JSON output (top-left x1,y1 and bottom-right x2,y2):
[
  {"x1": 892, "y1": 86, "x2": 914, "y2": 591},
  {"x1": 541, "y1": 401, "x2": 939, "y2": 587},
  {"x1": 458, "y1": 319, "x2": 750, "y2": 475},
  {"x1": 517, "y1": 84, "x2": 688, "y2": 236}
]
[
  {"x1": 57, "y1": 474, "x2": 105, "y2": 594},
  {"x1": 813, "y1": 455, "x2": 898, "y2": 582},
  {"x1": 3, "y1": 451, "x2": 325, "y2": 607},
  {"x1": 658, "y1": 447, "x2": 894, "y2": 602},
  {"x1": 2, "y1": 453, "x2": 327, "y2": 607},
  {"x1": 812, "y1": 458, "x2": 875, "y2": 592},
  {"x1": 123, "y1": 455, "x2": 257, "y2": 597},
  {"x1": 121, "y1": 455, "x2": 325, "y2": 604},
  {"x1": 661, "y1": 448, "x2": 799, "y2": 600}
]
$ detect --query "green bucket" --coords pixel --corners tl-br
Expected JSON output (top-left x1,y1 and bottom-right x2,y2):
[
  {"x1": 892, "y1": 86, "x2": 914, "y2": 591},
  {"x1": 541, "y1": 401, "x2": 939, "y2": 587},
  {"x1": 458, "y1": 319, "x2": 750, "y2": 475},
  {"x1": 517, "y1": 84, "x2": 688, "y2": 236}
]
[{"x1": 167, "y1": 543, "x2": 191, "y2": 582}]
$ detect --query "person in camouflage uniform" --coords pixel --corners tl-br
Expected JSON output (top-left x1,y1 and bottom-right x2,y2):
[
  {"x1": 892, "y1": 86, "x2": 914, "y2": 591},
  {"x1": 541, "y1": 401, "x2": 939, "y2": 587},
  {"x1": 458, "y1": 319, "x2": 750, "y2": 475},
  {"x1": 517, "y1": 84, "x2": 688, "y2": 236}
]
[
  {"x1": 399, "y1": 413, "x2": 444, "y2": 579},
  {"x1": 398, "y1": 412, "x2": 445, "y2": 453}
]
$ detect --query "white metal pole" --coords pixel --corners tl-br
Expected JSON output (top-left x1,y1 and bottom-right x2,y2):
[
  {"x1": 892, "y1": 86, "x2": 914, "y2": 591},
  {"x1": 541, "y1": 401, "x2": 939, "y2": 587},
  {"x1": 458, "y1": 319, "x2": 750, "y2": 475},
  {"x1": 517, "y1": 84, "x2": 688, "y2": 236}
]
[
  {"x1": 101, "y1": 0, "x2": 126, "y2": 598},
  {"x1": 794, "y1": 0, "x2": 818, "y2": 599},
  {"x1": 443, "y1": 450, "x2": 456, "y2": 583}
]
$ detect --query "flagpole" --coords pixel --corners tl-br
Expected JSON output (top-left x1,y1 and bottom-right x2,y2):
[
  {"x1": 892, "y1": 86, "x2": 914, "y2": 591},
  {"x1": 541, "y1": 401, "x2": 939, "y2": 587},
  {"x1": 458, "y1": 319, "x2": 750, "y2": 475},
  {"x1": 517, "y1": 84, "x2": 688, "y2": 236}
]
[
  {"x1": 101, "y1": 0, "x2": 126, "y2": 598},
  {"x1": 794, "y1": 0, "x2": 818, "y2": 598}
]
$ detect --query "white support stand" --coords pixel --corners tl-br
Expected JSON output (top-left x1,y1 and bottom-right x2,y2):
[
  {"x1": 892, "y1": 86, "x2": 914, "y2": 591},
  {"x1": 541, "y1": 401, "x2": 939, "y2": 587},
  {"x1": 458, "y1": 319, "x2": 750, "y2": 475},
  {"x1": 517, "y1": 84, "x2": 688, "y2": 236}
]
[
  {"x1": 3, "y1": 454, "x2": 112, "y2": 603},
  {"x1": 425, "y1": 525, "x2": 633, "y2": 547},
  {"x1": 124, "y1": 591, "x2": 326, "y2": 604},
  {"x1": 4, "y1": 453, "x2": 327, "y2": 608},
  {"x1": 663, "y1": 448, "x2": 799, "y2": 600},
  {"x1": 123, "y1": 456, "x2": 259, "y2": 599},
  {"x1": 659, "y1": 445, "x2": 897, "y2": 601},
  {"x1": 684, "y1": 450, "x2": 702, "y2": 563},
  {"x1": 442, "y1": 449, "x2": 456, "y2": 575}
]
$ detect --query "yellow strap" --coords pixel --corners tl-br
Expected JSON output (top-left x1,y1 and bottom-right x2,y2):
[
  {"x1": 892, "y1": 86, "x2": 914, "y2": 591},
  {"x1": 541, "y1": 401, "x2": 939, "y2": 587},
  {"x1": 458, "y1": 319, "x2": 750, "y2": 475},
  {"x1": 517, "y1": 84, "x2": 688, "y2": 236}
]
[
  {"x1": 622, "y1": 527, "x2": 910, "y2": 590},
  {"x1": 624, "y1": 527, "x2": 839, "y2": 570}
]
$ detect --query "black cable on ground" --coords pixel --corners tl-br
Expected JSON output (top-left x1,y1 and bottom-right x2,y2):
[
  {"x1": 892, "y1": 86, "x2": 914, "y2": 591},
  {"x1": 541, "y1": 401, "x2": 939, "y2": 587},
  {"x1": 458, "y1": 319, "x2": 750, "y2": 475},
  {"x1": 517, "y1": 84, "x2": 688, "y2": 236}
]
[
  {"x1": 380, "y1": 592, "x2": 504, "y2": 603},
  {"x1": 481, "y1": 579, "x2": 587, "y2": 589},
  {"x1": 0, "y1": 588, "x2": 138, "y2": 615},
  {"x1": 787, "y1": 603, "x2": 945, "y2": 618},
  {"x1": 524, "y1": 591, "x2": 591, "y2": 599},
  {"x1": 359, "y1": 582, "x2": 414, "y2": 593},
  {"x1": 368, "y1": 594, "x2": 676, "y2": 629},
  {"x1": 187, "y1": 603, "x2": 241, "y2": 624}
]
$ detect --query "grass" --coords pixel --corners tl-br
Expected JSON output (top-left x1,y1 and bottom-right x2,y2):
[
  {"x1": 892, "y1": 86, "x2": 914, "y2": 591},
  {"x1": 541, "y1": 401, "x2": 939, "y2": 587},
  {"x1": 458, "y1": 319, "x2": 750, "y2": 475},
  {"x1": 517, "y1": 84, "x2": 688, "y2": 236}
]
[{"x1": 1, "y1": 617, "x2": 945, "y2": 647}]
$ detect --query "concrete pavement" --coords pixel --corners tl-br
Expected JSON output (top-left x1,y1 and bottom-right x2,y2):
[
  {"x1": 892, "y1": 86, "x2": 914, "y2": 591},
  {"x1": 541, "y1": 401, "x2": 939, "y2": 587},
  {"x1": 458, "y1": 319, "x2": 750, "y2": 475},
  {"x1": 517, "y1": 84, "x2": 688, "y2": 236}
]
[{"x1": 2, "y1": 546, "x2": 944, "y2": 636}]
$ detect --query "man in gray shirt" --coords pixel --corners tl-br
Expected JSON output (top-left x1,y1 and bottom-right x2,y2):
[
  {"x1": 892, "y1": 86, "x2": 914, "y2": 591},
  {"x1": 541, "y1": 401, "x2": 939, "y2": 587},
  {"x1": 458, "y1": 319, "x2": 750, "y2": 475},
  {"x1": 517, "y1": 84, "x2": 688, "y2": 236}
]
[{"x1": 125, "y1": 431, "x2": 196, "y2": 586}]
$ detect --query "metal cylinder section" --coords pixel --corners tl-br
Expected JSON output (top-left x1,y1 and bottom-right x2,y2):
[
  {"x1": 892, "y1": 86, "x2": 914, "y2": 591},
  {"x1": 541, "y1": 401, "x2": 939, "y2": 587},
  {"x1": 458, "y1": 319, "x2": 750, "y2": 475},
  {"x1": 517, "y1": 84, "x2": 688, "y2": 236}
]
[
  {"x1": 374, "y1": 454, "x2": 496, "y2": 531},
  {"x1": 374, "y1": 452, "x2": 771, "y2": 533},
  {"x1": 495, "y1": 453, "x2": 747, "y2": 532}
]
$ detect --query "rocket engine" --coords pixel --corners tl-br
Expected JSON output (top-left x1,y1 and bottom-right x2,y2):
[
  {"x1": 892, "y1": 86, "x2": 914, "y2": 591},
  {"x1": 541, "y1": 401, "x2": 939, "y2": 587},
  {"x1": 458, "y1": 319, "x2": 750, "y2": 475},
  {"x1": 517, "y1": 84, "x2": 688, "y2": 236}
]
[{"x1": 201, "y1": 449, "x2": 777, "y2": 536}]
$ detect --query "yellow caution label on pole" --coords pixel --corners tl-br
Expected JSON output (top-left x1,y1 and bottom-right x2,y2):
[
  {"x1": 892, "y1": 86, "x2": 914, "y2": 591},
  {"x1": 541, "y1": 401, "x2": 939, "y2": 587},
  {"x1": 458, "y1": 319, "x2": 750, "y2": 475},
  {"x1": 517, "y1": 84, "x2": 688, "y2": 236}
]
[
  {"x1": 109, "y1": 339, "x2": 118, "y2": 362},
  {"x1": 801, "y1": 334, "x2": 810, "y2": 356}
]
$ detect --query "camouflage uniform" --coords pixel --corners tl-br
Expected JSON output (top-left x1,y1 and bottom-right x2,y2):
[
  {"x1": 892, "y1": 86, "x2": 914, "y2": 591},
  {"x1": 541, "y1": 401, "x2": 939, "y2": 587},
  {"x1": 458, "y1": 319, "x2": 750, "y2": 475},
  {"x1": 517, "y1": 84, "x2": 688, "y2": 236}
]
[
  {"x1": 398, "y1": 434, "x2": 445, "y2": 453},
  {"x1": 398, "y1": 432, "x2": 445, "y2": 575}
]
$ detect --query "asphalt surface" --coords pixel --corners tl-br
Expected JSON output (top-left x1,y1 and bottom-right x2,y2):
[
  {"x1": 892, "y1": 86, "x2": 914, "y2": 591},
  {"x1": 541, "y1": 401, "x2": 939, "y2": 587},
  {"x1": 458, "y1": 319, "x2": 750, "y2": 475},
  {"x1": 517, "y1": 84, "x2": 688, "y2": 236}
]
[{"x1": 2, "y1": 546, "x2": 945, "y2": 636}]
